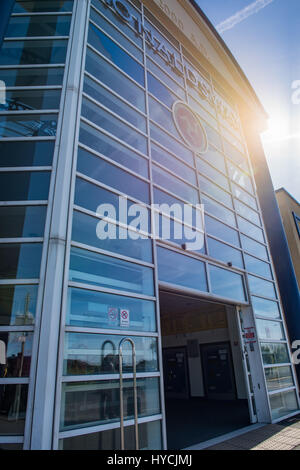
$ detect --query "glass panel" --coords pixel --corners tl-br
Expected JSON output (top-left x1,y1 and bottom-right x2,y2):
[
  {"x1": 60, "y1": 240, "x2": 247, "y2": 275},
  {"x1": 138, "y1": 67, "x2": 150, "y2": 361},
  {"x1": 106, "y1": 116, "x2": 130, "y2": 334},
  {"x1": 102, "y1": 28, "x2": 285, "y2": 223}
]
[
  {"x1": 0, "y1": 444, "x2": 23, "y2": 450},
  {"x1": 1, "y1": 89, "x2": 61, "y2": 112},
  {"x1": 202, "y1": 122, "x2": 222, "y2": 150},
  {"x1": 256, "y1": 319, "x2": 285, "y2": 341},
  {"x1": 201, "y1": 145, "x2": 226, "y2": 173},
  {"x1": 69, "y1": 247, "x2": 154, "y2": 296},
  {"x1": 0, "y1": 141, "x2": 54, "y2": 167},
  {"x1": 60, "y1": 420, "x2": 162, "y2": 450},
  {"x1": 79, "y1": 122, "x2": 148, "y2": 178},
  {"x1": 60, "y1": 378, "x2": 160, "y2": 430},
  {"x1": 90, "y1": 7, "x2": 143, "y2": 58},
  {"x1": 245, "y1": 255, "x2": 272, "y2": 279},
  {"x1": 197, "y1": 158, "x2": 229, "y2": 190},
  {"x1": 261, "y1": 342, "x2": 290, "y2": 365},
  {"x1": 66, "y1": 287, "x2": 156, "y2": 331},
  {"x1": 208, "y1": 237, "x2": 244, "y2": 269},
  {"x1": 151, "y1": 143, "x2": 197, "y2": 185},
  {"x1": 153, "y1": 188, "x2": 201, "y2": 229},
  {"x1": 157, "y1": 247, "x2": 208, "y2": 292},
  {"x1": 5, "y1": 15, "x2": 71, "y2": 37},
  {"x1": 0, "y1": 67, "x2": 64, "y2": 87},
  {"x1": 150, "y1": 123, "x2": 194, "y2": 166},
  {"x1": 83, "y1": 75, "x2": 146, "y2": 132},
  {"x1": 157, "y1": 214, "x2": 205, "y2": 255},
  {"x1": 223, "y1": 139, "x2": 249, "y2": 172},
  {"x1": 85, "y1": 48, "x2": 145, "y2": 111},
  {"x1": 72, "y1": 210, "x2": 153, "y2": 263},
  {"x1": 234, "y1": 199, "x2": 261, "y2": 226},
  {"x1": 76, "y1": 146, "x2": 150, "y2": 204},
  {"x1": 152, "y1": 165, "x2": 199, "y2": 205},
  {"x1": 64, "y1": 333, "x2": 158, "y2": 375},
  {"x1": 0, "y1": 113, "x2": 57, "y2": 137},
  {"x1": 147, "y1": 58, "x2": 185, "y2": 98},
  {"x1": 0, "y1": 243, "x2": 42, "y2": 279},
  {"x1": 0, "y1": 384, "x2": 28, "y2": 435},
  {"x1": 0, "y1": 332, "x2": 33, "y2": 377},
  {"x1": 269, "y1": 390, "x2": 298, "y2": 420},
  {"x1": 81, "y1": 97, "x2": 147, "y2": 154},
  {"x1": 202, "y1": 194, "x2": 236, "y2": 227},
  {"x1": 91, "y1": 0, "x2": 142, "y2": 46},
  {"x1": 148, "y1": 72, "x2": 179, "y2": 109},
  {"x1": 189, "y1": 96, "x2": 218, "y2": 130},
  {"x1": 209, "y1": 265, "x2": 246, "y2": 302},
  {"x1": 0, "y1": 172, "x2": 50, "y2": 201},
  {"x1": 88, "y1": 24, "x2": 144, "y2": 86},
  {"x1": 83, "y1": 77, "x2": 146, "y2": 132},
  {"x1": 227, "y1": 161, "x2": 254, "y2": 194},
  {"x1": 0, "y1": 39, "x2": 68, "y2": 65},
  {"x1": 199, "y1": 175, "x2": 233, "y2": 209},
  {"x1": 149, "y1": 97, "x2": 179, "y2": 138},
  {"x1": 0, "y1": 206, "x2": 46, "y2": 238},
  {"x1": 205, "y1": 214, "x2": 240, "y2": 247},
  {"x1": 13, "y1": 1, "x2": 74, "y2": 13},
  {"x1": 74, "y1": 178, "x2": 150, "y2": 226},
  {"x1": 252, "y1": 296, "x2": 281, "y2": 320},
  {"x1": 248, "y1": 275, "x2": 277, "y2": 299},
  {"x1": 265, "y1": 366, "x2": 294, "y2": 392},
  {"x1": 231, "y1": 183, "x2": 258, "y2": 210},
  {"x1": 0, "y1": 285, "x2": 37, "y2": 326},
  {"x1": 237, "y1": 217, "x2": 264, "y2": 243},
  {"x1": 241, "y1": 235, "x2": 268, "y2": 260}
]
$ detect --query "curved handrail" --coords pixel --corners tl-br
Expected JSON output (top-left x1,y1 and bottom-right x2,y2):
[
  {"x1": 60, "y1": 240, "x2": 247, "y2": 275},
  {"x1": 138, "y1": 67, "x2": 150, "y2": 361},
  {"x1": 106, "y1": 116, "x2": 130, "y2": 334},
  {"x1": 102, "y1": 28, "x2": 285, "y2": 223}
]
[{"x1": 118, "y1": 337, "x2": 139, "y2": 450}]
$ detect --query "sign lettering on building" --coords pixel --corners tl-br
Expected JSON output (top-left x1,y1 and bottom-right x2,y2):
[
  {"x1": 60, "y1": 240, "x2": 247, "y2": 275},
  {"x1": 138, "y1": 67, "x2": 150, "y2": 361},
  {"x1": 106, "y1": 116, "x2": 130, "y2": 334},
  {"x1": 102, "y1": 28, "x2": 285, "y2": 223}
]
[{"x1": 104, "y1": 0, "x2": 240, "y2": 130}]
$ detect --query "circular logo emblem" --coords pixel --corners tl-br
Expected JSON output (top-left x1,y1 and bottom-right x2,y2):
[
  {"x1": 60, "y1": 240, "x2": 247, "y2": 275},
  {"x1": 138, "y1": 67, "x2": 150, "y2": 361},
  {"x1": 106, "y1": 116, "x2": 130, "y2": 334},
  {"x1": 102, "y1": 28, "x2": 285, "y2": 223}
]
[{"x1": 172, "y1": 101, "x2": 208, "y2": 154}]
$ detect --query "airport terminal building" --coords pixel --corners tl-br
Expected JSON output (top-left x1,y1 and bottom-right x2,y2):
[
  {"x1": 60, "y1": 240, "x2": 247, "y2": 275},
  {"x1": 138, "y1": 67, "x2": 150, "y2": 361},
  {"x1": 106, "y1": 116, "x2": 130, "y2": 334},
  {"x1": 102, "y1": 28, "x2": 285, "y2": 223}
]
[{"x1": 0, "y1": 0, "x2": 299, "y2": 450}]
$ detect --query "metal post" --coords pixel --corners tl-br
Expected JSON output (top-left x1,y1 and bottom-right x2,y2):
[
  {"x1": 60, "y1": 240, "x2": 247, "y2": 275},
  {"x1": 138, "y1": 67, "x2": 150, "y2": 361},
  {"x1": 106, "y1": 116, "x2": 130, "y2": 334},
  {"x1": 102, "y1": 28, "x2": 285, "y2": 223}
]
[{"x1": 119, "y1": 338, "x2": 139, "y2": 451}]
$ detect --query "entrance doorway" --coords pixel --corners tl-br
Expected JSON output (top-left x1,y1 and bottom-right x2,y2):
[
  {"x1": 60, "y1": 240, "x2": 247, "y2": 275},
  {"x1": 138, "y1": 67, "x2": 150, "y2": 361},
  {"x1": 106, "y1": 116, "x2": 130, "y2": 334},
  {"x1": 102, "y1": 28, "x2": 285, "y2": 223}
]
[{"x1": 159, "y1": 290, "x2": 252, "y2": 449}]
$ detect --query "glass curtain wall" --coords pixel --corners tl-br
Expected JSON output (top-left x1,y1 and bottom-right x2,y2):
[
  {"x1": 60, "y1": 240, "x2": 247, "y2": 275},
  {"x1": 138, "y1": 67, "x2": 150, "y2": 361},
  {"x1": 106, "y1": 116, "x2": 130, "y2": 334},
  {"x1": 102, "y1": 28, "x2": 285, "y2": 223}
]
[{"x1": 0, "y1": 0, "x2": 74, "y2": 449}]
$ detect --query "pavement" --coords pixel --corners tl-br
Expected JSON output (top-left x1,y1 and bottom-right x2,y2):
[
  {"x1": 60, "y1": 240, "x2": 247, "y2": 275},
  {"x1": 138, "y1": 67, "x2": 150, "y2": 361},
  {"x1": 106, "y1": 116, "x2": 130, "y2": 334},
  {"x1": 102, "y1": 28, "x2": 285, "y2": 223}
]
[{"x1": 205, "y1": 415, "x2": 300, "y2": 450}]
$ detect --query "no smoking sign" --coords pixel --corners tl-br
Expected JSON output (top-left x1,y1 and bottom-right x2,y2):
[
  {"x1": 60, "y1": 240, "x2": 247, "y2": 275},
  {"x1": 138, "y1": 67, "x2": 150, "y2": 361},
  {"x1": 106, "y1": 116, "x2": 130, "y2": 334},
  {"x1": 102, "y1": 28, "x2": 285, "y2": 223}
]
[{"x1": 120, "y1": 309, "x2": 130, "y2": 327}]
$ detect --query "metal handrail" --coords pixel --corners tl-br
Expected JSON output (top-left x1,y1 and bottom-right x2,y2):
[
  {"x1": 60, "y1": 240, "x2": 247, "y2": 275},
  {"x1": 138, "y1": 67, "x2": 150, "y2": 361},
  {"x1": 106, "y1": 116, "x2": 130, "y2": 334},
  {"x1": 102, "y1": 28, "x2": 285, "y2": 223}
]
[{"x1": 119, "y1": 337, "x2": 139, "y2": 450}]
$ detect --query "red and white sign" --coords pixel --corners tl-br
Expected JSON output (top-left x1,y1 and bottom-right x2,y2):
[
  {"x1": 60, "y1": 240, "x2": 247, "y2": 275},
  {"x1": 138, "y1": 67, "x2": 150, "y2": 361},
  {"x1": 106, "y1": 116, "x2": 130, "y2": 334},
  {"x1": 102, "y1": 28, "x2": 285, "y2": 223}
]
[
  {"x1": 172, "y1": 101, "x2": 208, "y2": 154},
  {"x1": 244, "y1": 327, "x2": 256, "y2": 344},
  {"x1": 120, "y1": 309, "x2": 130, "y2": 327}
]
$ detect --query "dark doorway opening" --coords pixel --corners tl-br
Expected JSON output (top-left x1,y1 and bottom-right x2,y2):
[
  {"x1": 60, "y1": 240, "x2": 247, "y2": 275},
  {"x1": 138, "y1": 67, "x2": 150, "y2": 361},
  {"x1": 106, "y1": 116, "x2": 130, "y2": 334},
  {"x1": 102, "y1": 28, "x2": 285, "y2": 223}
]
[{"x1": 159, "y1": 290, "x2": 251, "y2": 449}]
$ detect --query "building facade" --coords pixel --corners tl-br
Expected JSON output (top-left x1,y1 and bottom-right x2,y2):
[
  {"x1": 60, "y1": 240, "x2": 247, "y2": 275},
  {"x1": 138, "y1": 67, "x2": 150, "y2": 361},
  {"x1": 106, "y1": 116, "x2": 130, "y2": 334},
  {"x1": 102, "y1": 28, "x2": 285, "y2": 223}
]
[{"x1": 0, "y1": 0, "x2": 299, "y2": 450}]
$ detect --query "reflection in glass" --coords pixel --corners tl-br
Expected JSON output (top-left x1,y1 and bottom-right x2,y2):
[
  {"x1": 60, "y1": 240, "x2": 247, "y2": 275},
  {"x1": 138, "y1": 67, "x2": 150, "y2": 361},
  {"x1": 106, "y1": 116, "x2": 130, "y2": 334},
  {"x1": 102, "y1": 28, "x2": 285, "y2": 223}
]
[
  {"x1": 1, "y1": 89, "x2": 61, "y2": 112},
  {"x1": 269, "y1": 390, "x2": 299, "y2": 420},
  {"x1": 205, "y1": 214, "x2": 240, "y2": 247},
  {"x1": 0, "y1": 67, "x2": 64, "y2": 87},
  {"x1": 150, "y1": 123, "x2": 193, "y2": 166},
  {"x1": 79, "y1": 122, "x2": 148, "y2": 177},
  {"x1": 0, "y1": 141, "x2": 54, "y2": 167},
  {"x1": 5, "y1": 15, "x2": 71, "y2": 38},
  {"x1": 0, "y1": 40, "x2": 68, "y2": 66},
  {"x1": 248, "y1": 275, "x2": 276, "y2": 299},
  {"x1": 256, "y1": 319, "x2": 285, "y2": 341},
  {"x1": 152, "y1": 164, "x2": 199, "y2": 205},
  {"x1": 157, "y1": 247, "x2": 208, "y2": 292},
  {"x1": 60, "y1": 420, "x2": 162, "y2": 450},
  {"x1": 265, "y1": 366, "x2": 294, "y2": 392},
  {"x1": 0, "y1": 172, "x2": 51, "y2": 201},
  {"x1": 60, "y1": 378, "x2": 160, "y2": 431},
  {"x1": 208, "y1": 237, "x2": 244, "y2": 269},
  {"x1": 0, "y1": 285, "x2": 37, "y2": 326},
  {"x1": 0, "y1": 384, "x2": 28, "y2": 435},
  {"x1": 244, "y1": 255, "x2": 272, "y2": 279},
  {"x1": 0, "y1": 243, "x2": 42, "y2": 279},
  {"x1": 0, "y1": 206, "x2": 47, "y2": 238},
  {"x1": 252, "y1": 296, "x2": 281, "y2": 320},
  {"x1": 237, "y1": 217, "x2": 264, "y2": 243},
  {"x1": 209, "y1": 265, "x2": 246, "y2": 302},
  {"x1": 76, "y1": 146, "x2": 150, "y2": 203},
  {"x1": 261, "y1": 343, "x2": 290, "y2": 365},
  {"x1": 69, "y1": 247, "x2": 154, "y2": 296},
  {"x1": 240, "y1": 235, "x2": 268, "y2": 260},
  {"x1": 64, "y1": 333, "x2": 158, "y2": 375},
  {"x1": 0, "y1": 332, "x2": 33, "y2": 378},
  {"x1": 0, "y1": 113, "x2": 57, "y2": 137},
  {"x1": 202, "y1": 194, "x2": 236, "y2": 227},
  {"x1": 151, "y1": 142, "x2": 196, "y2": 185},
  {"x1": 66, "y1": 287, "x2": 156, "y2": 331},
  {"x1": 72, "y1": 210, "x2": 153, "y2": 263},
  {"x1": 13, "y1": 1, "x2": 74, "y2": 13}
]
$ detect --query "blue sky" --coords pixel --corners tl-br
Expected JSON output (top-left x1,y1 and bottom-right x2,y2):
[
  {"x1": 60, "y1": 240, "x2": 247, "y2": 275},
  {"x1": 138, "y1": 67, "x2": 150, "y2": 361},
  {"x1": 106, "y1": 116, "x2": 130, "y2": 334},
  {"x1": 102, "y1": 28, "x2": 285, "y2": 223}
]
[{"x1": 196, "y1": 0, "x2": 300, "y2": 201}]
